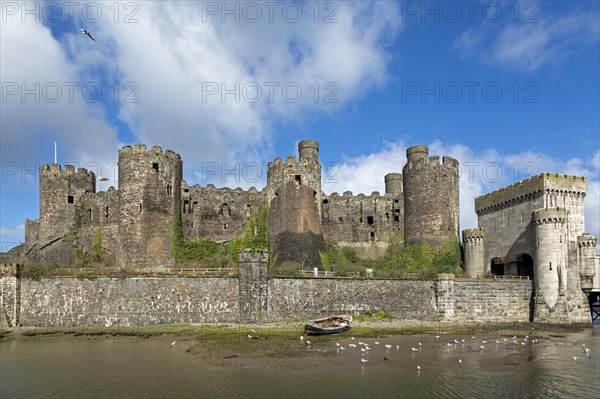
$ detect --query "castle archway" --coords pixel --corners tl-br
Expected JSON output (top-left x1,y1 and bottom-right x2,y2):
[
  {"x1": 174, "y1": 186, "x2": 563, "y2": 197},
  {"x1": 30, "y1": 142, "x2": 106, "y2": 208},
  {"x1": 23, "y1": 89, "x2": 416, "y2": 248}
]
[{"x1": 516, "y1": 253, "x2": 534, "y2": 278}]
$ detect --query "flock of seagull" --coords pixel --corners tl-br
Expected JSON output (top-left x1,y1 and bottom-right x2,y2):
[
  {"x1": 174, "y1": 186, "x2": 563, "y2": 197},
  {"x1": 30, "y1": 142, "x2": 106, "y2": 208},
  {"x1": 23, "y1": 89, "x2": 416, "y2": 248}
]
[{"x1": 294, "y1": 332, "x2": 595, "y2": 373}]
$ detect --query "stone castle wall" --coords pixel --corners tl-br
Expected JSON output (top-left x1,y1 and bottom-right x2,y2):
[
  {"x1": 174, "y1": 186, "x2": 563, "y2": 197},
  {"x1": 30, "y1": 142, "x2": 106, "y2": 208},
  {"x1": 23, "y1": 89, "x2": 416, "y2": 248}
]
[
  {"x1": 181, "y1": 184, "x2": 267, "y2": 242},
  {"x1": 4, "y1": 275, "x2": 534, "y2": 327},
  {"x1": 321, "y1": 191, "x2": 402, "y2": 259}
]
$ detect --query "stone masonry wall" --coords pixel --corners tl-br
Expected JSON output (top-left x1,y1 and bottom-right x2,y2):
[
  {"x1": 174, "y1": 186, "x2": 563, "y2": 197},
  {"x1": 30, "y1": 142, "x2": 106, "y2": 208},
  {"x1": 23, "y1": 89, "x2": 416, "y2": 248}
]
[
  {"x1": 13, "y1": 276, "x2": 534, "y2": 326},
  {"x1": 18, "y1": 277, "x2": 239, "y2": 326}
]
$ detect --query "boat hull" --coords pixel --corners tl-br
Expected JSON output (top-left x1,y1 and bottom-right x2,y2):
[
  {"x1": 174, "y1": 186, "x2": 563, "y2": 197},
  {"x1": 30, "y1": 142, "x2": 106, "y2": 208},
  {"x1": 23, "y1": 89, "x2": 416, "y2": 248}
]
[{"x1": 303, "y1": 315, "x2": 352, "y2": 335}]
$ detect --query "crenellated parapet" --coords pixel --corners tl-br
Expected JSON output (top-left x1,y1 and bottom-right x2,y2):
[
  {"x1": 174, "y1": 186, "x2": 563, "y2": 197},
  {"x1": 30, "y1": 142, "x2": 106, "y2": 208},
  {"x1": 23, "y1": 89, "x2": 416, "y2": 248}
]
[
  {"x1": 463, "y1": 227, "x2": 485, "y2": 242},
  {"x1": 476, "y1": 174, "x2": 587, "y2": 216},
  {"x1": 531, "y1": 207, "x2": 567, "y2": 225}
]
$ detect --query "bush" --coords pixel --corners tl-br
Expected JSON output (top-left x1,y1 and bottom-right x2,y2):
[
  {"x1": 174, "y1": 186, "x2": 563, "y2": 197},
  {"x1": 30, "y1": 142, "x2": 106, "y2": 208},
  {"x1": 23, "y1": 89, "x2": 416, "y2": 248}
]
[{"x1": 20, "y1": 263, "x2": 50, "y2": 280}]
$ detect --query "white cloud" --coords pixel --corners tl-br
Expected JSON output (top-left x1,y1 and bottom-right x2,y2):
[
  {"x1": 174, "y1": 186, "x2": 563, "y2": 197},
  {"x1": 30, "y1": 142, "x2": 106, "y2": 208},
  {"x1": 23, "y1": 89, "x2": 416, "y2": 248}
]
[
  {"x1": 80, "y1": 2, "x2": 401, "y2": 178},
  {"x1": 1, "y1": 2, "x2": 402, "y2": 186},
  {"x1": 454, "y1": 11, "x2": 599, "y2": 72}
]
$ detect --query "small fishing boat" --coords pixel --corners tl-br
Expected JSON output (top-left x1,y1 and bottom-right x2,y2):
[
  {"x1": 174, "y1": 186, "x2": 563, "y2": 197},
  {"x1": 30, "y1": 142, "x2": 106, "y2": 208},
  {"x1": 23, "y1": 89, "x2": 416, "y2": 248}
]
[{"x1": 304, "y1": 315, "x2": 352, "y2": 335}]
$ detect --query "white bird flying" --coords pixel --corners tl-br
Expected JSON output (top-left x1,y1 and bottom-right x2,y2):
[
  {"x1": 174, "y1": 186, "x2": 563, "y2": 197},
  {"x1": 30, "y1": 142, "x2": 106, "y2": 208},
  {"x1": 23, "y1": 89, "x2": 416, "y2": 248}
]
[
  {"x1": 81, "y1": 29, "x2": 95, "y2": 41},
  {"x1": 170, "y1": 341, "x2": 176, "y2": 346}
]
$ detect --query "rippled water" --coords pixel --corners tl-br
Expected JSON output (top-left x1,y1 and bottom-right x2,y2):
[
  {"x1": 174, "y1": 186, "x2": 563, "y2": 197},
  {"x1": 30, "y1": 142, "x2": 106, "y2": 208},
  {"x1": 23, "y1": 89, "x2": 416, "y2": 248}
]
[{"x1": 2, "y1": 324, "x2": 599, "y2": 399}]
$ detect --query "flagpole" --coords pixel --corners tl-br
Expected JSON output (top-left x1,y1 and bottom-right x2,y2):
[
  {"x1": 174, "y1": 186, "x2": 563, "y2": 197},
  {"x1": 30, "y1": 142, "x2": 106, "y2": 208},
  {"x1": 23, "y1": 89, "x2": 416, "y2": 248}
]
[{"x1": 54, "y1": 142, "x2": 57, "y2": 164}]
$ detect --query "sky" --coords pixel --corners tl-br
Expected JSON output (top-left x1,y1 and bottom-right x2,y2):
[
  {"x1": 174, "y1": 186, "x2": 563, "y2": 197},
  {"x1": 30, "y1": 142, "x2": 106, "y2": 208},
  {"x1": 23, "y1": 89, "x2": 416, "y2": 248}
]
[{"x1": 1, "y1": 0, "x2": 599, "y2": 254}]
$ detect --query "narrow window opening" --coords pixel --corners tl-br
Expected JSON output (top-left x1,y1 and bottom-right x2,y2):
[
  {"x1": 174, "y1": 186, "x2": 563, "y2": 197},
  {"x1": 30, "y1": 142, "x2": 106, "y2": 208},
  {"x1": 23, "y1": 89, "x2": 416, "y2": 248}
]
[
  {"x1": 394, "y1": 215, "x2": 400, "y2": 222},
  {"x1": 223, "y1": 223, "x2": 228, "y2": 230},
  {"x1": 370, "y1": 232, "x2": 375, "y2": 242},
  {"x1": 152, "y1": 162, "x2": 159, "y2": 172},
  {"x1": 367, "y1": 216, "x2": 374, "y2": 225},
  {"x1": 339, "y1": 217, "x2": 343, "y2": 224},
  {"x1": 88, "y1": 209, "x2": 92, "y2": 221},
  {"x1": 139, "y1": 203, "x2": 142, "y2": 214},
  {"x1": 385, "y1": 212, "x2": 390, "y2": 219},
  {"x1": 295, "y1": 175, "x2": 302, "y2": 185},
  {"x1": 67, "y1": 195, "x2": 74, "y2": 204},
  {"x1": 104, "y1": 206, "x2": 109, "y2": 218}
]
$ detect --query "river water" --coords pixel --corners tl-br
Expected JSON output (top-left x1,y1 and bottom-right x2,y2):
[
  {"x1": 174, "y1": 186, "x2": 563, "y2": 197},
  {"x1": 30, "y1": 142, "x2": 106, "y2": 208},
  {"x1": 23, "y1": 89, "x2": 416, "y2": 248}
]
[{"x1": 2, "y1": 324, "x2": 599, "y2": 399}]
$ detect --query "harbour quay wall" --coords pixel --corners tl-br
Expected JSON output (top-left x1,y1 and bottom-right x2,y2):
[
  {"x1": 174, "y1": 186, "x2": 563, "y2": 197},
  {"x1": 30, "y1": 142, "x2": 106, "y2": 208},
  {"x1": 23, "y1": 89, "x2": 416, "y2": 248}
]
[{"x1": 3, "y1": 275, "x2": 534, "y2": 327}]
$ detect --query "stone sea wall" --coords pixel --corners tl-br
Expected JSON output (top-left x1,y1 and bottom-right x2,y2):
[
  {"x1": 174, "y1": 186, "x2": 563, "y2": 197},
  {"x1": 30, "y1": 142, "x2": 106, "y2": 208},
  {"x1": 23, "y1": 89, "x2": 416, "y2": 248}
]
[{"x1": 2, "y1": 275, "x2": 534, "y2": 327}]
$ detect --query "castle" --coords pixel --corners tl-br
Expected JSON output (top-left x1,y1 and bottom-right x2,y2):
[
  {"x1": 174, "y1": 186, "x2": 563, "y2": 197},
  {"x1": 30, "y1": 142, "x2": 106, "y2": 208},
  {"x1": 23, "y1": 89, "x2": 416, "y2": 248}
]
[
  {"x1": 14, "y1": 140, "x2": 598, "y2": 323},
  {"x1": 20, "y1": 140, "x2": 460, "y2": 270}
]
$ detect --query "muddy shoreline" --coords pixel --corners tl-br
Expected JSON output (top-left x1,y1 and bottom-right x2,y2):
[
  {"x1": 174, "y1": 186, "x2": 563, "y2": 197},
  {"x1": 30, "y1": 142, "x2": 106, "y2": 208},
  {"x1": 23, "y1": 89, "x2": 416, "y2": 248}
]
[{"x1": 2, "y1": 319, "x2": 593, "y2": 371}]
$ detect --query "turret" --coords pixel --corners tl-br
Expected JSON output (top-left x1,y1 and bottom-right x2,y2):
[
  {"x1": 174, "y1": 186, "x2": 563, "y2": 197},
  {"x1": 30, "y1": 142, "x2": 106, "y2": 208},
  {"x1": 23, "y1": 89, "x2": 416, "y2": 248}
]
[
  {"x1": 117, "y1": 144, "x2": 182, "y2": 270},
  {"x1": 532, "y1": 207, "x2": 568, "y2": 322},
  {"x1": 384, "y1": 173, "x2": 403, "y2": 197},
  {"x1": 577, "y1": 233, "x2": 597, "y2": 294},
  {"x1": 462, "y1": 228, "x2": 485, "y2": 278},
  {"x1": 403, "y1": 145, "x2": 460, "y2": 248},
  {"x1": 298, "y1": 140, "x2": 319, "y2": 163}
]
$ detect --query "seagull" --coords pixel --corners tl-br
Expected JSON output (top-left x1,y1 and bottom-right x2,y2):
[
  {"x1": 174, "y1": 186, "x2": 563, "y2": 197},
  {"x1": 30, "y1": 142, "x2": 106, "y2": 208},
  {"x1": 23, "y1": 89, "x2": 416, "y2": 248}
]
[
  {"x1": 417, "y1": 365, "x2": 421, "y2": 370},
  {"x1": 385, "y1": 344, "x2": 392, "y2": 349},
  {"x1": 411, "y1": 347, "x2": 419, "y2": 352},
  {"x1": 458, "y1": 359, "x2": 462, "y2": 366},
  {"x1": 170, "y1": 341, "x2": 176, "y2": 346},
  {"x1": 361, "y1": 358, "x2": 368, "y2": 364},
  {"x1": 81, "y1": 29, "x2": 95, "y2": 41}
]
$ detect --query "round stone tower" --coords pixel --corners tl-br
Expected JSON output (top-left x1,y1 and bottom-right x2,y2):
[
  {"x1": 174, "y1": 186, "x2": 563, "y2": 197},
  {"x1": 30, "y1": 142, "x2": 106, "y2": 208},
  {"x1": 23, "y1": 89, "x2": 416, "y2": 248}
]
[
  {"x1": 384, "y1": 173, "x2": 403, "y2": 196},
  {"x1": 298, "y1": 139, "x2": 319, "y2": 163},
  {"x1": 38, "y1": 164, "x2": 96, "y2": 244},
  {"x1": 577, "y1": 233, "x2": 597, "y2": 294},
  {"x1": 532, "y1": 207, "x2": 568, "y2": 321},
  {"x1": 403, "y1": 145, "x2": 460, "y2": 248},
  {"x1": 266, "y1": 140, "x2": 323, "y2": 269},
  {"x1": 117, "y1": 145, "x2": 182, "y2": 270},
  {"x1": 462, "y1": 228, "x2": 485, "y2": 278}
]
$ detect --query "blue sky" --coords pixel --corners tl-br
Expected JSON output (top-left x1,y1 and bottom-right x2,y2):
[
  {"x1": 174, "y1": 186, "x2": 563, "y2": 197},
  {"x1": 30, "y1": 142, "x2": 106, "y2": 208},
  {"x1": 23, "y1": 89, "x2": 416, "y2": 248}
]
[{"x1": 1, "y1": 1, "x2": 599, "y2": 253}]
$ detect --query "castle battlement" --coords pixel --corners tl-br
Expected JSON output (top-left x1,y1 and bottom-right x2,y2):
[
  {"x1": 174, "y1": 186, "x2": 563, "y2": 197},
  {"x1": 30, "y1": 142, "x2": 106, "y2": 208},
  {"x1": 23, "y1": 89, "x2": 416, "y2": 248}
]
[
  {"x1": 463, "y1": 227, "x2": 485, "y2": 241},
  {"x1": 476, "y1": 173, "x2": 587, "y2": 213},
  {"x1": 119, "y1": 144, "x2": 182, "y2": 162},
  {"x1": 40, "y1": 164, "x2": 96, "y2": 179},
  {"x1": 531, "y1": 207, "x2": 567, "y2": 225},
  {"x1": 577, "y1": 234, "x2": 597, "y2": 248}
]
